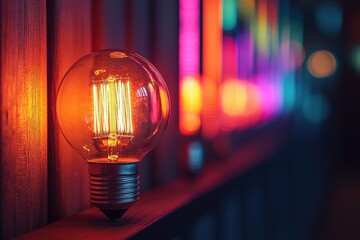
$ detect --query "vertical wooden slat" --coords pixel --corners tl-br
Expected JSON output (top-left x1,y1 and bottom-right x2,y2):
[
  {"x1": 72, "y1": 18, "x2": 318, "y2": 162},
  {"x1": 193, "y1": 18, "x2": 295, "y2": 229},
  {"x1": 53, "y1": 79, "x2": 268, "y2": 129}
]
[
  {"x1": 131, "y1": 0, "x2": 151, "y2": 58},
  {"x1": 91, "y1": 0, "x2": 103, "y2": 51},
  {"x1": 129, "y1": 0, "x2": 154, "y2": 192},
  {"x1": 47, "y1": 0, "x2": 92, "y2": 220},
  {"x1": 92, "y1": 0, "x2": 127, "y2": 51},
  {"x1": 152, "y1": 0, "x2": 180, "y2": 185},
  {"x1": 0, "y1": 0, "x2": 47, "y2": 238}
]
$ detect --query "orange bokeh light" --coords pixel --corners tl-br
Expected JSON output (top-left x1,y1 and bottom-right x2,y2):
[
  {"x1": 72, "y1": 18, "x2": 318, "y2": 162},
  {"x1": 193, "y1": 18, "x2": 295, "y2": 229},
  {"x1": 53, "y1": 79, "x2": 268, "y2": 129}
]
[
  {"x1": 307, "y1": 50, "x2": 336, "y2": 78},
  {"x1": 220, "y1": 80, "x2": 262, "y2": 131},
  {"x1": 221, "y1": 79, "x2": 247, "y2": 117},
  {"x1": 246, "y1": 82, "x2": 262, "y2": 124},
  {"x1": 180, "y1": 114, "x2": 201, "y2": 136},
  {"x1": 202, "y1": 0, "x2": 222, "y2": 139}
]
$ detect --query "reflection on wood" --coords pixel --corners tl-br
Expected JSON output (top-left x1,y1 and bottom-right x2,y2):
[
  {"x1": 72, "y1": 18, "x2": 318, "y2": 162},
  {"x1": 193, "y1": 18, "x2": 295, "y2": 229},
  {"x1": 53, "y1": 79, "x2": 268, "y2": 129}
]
[
  {"x1": 47, "y1": 0, "x2": 92, "y2": 221},
  {"x1": 0, "y1": 0, "x2": 47, "y2": 238}
]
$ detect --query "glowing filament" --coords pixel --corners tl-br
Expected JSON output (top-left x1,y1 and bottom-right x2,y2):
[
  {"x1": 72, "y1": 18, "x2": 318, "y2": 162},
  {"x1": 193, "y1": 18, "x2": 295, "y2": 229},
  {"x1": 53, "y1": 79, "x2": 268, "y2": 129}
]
[{"x1": 92, "y1": 76, "x2": 134, "y2": 160}]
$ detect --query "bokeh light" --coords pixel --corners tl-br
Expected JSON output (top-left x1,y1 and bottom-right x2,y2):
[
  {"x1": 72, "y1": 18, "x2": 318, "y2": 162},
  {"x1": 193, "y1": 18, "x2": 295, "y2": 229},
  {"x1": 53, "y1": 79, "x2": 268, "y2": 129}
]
[
  {"x1": 245, "y1": 82, "x2": 262, "y2": 125},
  {"x1": 188, "y1": 141, "x2": 204, "y2": 173},
  {"x1": 291, "y1": 40, "x2": 305, "y2": 69},
  {"x1": 302, "y1": 94, "x2": 330, "y2": 124},
  {"x1": 307, "y1": 50, "x2": 337, "y2": 78},
  {"x1": 315, "y1": 2, "x2": 342, "y2": 36},
  {"x1": 256, "y1": 0, "x2": 269, "y2": 55},
  {"x1": 180, "y1": 76, "x2": 202, "y2": 135},
  {"x1": 281, "y1": 39, "x2": 305, "y2": 70},
  {"x1": 179, "y1": 0, "x2": 200, "y2": 136},
  {"x1": 255, "y1": 75, "x2": 277, "y2": 119},
  {"x1": 282, "y1": 73, "x2": 296, "y2": 112},
  {"x1": 351, "y1": 46, "x2": 360, "y2": 72},
  {"x1": 181, "y1": 76, "x2": 202, "y2": 114},
  {"x1": 202, "y1": 0, "x2": 222, "y2": 139},
  {"x1": 221, "y1": 79, "x2": 247, "y2": 117},
  {"x1": 222, "y1": 0, "x2": 237, "y2": 31},
  {"x1": 220, "y1": 80, "x2": 262, "y2": 131}
]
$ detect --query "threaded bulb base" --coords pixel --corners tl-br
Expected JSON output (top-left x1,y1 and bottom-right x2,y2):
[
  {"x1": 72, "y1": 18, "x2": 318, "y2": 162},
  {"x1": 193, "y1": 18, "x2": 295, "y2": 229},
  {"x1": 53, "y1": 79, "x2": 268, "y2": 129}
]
[{"x1": 87, "y1": 160, "x2": 139, "y2": 219}]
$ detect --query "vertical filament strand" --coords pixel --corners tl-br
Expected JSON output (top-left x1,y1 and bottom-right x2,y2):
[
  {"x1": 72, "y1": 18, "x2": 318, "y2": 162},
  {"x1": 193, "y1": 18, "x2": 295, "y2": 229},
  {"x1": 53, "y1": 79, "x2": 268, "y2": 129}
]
[{"x1": 92, "y1": 76, "x2": 134, "y2": 160}]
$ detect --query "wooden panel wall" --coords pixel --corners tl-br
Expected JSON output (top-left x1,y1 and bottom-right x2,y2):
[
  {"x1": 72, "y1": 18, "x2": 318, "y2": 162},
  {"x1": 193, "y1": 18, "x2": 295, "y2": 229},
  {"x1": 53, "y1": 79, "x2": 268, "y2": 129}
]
[
  {"x1": 0, "y1": 0, "x2": 48, "y2": 239},
  {"x1": 0, "y1": 0, "x2": 179, "y2": 238},
  {"x1": 47, "y1": 0, "x2": 92, "y2": 220},
  {"x1": 0, "y1": 0, "x2": 92, "y2": 238}
]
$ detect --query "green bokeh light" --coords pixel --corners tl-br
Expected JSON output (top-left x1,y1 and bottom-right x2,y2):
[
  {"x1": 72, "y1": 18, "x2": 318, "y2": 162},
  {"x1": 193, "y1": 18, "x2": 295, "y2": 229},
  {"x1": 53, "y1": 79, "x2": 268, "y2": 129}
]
[
  {"x1": 222, "y1": 0, "x2": 237, "y2": 31},
  {"x1": 351, "y1": 46, "x2": 360, "y2": 72},
  {"x1": 283, "y1": 73, "x2": 296, "y2": 112}
]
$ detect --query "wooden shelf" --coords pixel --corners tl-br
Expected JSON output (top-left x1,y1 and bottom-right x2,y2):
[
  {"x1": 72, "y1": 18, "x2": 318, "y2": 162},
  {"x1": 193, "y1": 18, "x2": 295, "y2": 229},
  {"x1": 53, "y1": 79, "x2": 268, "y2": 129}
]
[{"x1": 17, "y1": 124, "x2": 284, "y2": 240}]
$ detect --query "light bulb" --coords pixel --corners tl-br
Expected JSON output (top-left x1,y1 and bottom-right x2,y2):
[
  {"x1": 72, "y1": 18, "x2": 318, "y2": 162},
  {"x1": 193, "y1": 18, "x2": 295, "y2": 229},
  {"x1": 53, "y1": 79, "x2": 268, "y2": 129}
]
[{"x1": 56, "y1": 50, "x2": 171, "y2": 219}]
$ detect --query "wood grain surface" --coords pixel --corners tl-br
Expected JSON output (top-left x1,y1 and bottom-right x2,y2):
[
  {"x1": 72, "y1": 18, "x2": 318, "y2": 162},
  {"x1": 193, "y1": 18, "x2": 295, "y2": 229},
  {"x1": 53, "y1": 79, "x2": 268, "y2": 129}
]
[{"x1": 0, "y1": 0, "x2": 48, "y2": 238}]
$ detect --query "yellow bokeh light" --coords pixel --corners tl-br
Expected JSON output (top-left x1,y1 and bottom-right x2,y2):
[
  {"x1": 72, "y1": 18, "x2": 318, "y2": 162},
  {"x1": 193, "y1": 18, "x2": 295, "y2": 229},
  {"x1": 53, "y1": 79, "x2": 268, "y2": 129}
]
[
  {"x1": 180, "y1": 76, "x2": 202, "y2": 114},
  {"x1": 180, "y1": 76, "x2": 202, "y2": 135},
  {"x1": 307, "y1": 50, "x2": 336, "y2": 78}
]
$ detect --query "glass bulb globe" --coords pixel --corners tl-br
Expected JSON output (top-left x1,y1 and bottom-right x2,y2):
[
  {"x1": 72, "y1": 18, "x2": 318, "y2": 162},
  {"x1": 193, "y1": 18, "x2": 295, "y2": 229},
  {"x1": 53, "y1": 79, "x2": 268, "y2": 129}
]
[{"x1": 56, "y1": 50, "x2": 170, "y2": 219}]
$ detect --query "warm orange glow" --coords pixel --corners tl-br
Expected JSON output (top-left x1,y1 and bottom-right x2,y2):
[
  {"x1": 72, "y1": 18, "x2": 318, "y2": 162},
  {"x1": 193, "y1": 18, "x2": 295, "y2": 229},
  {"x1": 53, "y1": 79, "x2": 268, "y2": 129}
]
[
  {"x1": 221, "y1": 80, "x2": 247, "y2": 116},
  {"x1": 180, "y1": 114, "x2": 201, "y2": 135},
  {"x1": 307, "y1": 50, "x2": 336, "y2": 78},
  {"x1": 202, "y1": 0, "x2": 222, "y2": 139},
  {"x1": 202, "y1": 79, "x2": 219, "y2": 137},
  {"x1": 219, "y1": 80, "x2": 262, "y2": 131},
  {"x1": 246, "y1": 82, "x2": 262, "y2": 124},
  {"x1": 92, "y1": 76, "x2": 134, "y2": 160},
  {"x1": 180, "y1": 76, "x2": 202, "y2": 135}
]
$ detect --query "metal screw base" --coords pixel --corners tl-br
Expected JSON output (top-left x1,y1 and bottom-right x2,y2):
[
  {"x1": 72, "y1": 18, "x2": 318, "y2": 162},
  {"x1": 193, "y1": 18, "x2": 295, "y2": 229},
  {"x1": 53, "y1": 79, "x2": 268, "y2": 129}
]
[{"x1": 87, "y1": 159, "x2": 139, "y2": 219}]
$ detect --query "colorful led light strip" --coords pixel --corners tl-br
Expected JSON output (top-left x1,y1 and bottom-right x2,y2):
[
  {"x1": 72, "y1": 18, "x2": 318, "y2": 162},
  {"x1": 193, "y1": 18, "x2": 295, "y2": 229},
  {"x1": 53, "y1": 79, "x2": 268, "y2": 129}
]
[
  {"x1": 202, "y1": 0, "x2": 222, "y2": 139},
  {"x1": 179, "y1": 0, "x2": 201, "y2": 135}
]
